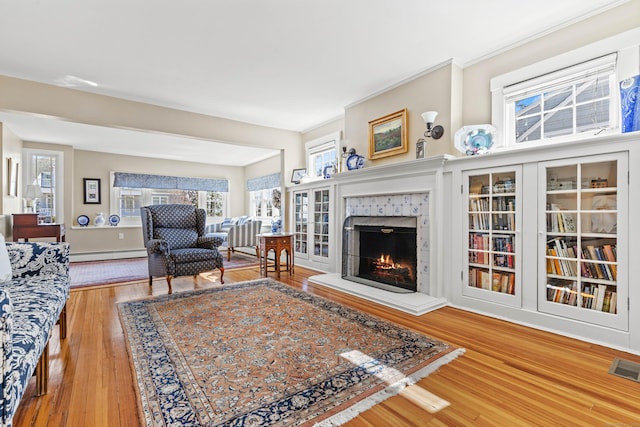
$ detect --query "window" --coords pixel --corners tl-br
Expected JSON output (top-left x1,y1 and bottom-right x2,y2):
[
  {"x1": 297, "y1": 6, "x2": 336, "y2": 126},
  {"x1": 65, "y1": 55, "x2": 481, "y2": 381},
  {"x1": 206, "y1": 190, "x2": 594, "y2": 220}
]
[
  {"x1": 491, "y1": 29, "x2": 640, "y2": 150},
  {"x1": 22, "y1": 149, "x2": 63, "y2": 223},
  {"x1": 507, "y1": 56, "x2": 616, "y2": 144},
  {"x1": 305, "y1": 132, "x2": 340, "y2": 180},
  {"x1": 247, "y1": 172, "x2": 281, "y2": 220},
  {"x1": 250, "y1": 188, "x2": 280, "y2": 219},
  {"x1": 110, "y1": 172, "x2": 228, "y2": 225}
]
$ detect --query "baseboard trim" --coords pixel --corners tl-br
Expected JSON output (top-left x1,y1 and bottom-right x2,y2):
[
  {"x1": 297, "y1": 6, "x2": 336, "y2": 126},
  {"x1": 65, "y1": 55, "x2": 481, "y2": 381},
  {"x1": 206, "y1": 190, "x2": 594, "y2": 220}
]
[{"x1": 70, "y1": 250, "x2": 147, "y2": 262}]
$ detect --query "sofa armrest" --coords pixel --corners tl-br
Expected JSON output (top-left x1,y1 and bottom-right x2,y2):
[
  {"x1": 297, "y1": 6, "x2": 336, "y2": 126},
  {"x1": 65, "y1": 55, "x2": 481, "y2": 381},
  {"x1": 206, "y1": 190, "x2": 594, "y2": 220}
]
[
  {"x1": 227, "y1": 220, "x2": 263, "y2": 247},
  {"x1": 6, "y1": 242, "x2": 70, "y2": 279},
  {"x1": 1, "y1": 287, "x2": 13, "y2": 371},
  {"x1": 206, "y1": 223, "x2": 225, "y2": 233}
]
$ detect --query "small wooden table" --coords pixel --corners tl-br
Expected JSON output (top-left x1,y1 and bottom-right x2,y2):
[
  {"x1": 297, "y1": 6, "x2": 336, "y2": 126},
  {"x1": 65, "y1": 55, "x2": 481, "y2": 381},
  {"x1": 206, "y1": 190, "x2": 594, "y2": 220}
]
[
  {"x1": 12, "y1": 213, "x2": 66, "y2": 242},
  {"x1": 258, "y1": 233, "x2": 294, "y2": 278}
]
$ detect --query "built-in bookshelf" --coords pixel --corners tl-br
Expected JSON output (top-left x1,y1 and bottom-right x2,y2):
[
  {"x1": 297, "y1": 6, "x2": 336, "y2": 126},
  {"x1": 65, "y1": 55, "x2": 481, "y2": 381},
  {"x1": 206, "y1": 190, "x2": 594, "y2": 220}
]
[
  {"x1": 464, "y1": 167, "x2": 520, "y2": 306},
  {"x1": 540, "y1": 154, "x2": 625, "y2": 327}
]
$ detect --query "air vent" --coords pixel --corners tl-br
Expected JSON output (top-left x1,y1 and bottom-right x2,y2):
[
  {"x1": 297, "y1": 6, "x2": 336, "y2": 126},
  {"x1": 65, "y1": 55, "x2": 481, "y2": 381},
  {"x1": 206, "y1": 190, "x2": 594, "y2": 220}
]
[{"x1": 609, "y1": 358, "x2": 640, "y2": 382}]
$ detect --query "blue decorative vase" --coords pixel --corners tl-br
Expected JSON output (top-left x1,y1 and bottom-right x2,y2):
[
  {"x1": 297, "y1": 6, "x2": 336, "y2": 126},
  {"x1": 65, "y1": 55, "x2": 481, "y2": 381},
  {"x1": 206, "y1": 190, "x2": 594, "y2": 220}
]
[
  {"x1": 271, "y1": 218, "x2": 282, "y2": 234},
  {"x1": 620, "y1": 75, "x2": 640, "y2": 133}
]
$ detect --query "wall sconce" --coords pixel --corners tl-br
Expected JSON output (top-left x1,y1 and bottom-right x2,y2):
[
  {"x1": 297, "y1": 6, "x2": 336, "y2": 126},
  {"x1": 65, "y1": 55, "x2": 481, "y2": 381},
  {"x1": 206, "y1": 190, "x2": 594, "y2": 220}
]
[{"x1": 420, "y1": 111, "x2": 444, "y2": 139}]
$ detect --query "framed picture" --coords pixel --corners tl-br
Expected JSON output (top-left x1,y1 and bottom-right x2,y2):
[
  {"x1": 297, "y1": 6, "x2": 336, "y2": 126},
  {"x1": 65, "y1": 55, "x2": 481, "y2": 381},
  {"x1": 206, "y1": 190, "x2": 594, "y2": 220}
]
[
  {"x1": 7, "y1": 158, "x2": 19, "y2": 197},
  {"x1": 368, "y1": 108, "x2": 408, "y2": 160},
  {"x1": 291, "y1": 168, "x2": 306, "y2": 184},
  {"x1": 416, "y1": 140, "x2": 425, "y2": 159},
  {"x1": 83, "y1": 178, "x2": 101, "y2": 204}
]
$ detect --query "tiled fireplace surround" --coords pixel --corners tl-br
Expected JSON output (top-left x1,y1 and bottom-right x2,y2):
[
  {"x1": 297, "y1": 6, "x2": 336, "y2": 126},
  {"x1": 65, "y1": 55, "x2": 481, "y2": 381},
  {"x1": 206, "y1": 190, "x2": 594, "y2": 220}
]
[{"x1": 309, "y1": 156, "x2": 449, "y2": 315}]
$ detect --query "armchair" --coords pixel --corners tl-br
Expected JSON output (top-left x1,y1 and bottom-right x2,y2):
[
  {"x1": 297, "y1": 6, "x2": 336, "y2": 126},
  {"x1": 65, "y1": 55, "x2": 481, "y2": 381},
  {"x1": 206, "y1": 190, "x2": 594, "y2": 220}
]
[
  {"x1": 140, "y1": 204, "x2": 224, "y2": 293},
  {"x1": 206, "y1": 217, "x2": 263, "y2": 261}
]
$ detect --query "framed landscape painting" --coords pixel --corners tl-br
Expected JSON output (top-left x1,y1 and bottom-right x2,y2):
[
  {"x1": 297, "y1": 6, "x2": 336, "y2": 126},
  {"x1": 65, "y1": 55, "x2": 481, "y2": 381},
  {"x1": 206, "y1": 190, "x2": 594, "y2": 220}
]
[{"x1": 368, "y1": 108, "x2": 408, "y2": 160}]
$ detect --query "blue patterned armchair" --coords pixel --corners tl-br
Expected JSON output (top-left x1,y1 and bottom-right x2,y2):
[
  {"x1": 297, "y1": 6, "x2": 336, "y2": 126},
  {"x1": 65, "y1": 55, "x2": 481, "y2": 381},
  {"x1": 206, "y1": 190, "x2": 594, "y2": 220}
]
[{"x1": 140, "y1": 204, "x2": 224, "y2": 293}]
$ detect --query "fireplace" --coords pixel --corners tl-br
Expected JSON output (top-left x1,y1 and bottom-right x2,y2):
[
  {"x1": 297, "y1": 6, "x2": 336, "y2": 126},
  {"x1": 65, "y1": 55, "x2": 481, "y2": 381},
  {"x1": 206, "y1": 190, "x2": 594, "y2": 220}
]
[{"x1": 342, "y1": 216, "x2": 418, "y2": 293}]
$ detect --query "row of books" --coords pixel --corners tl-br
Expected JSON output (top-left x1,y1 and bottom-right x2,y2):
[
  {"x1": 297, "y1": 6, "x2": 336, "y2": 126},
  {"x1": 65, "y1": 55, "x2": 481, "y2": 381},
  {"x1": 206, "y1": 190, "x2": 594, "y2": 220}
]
[
  {"x1": 469, "y1": 197, "x2": 516, "y2": 212},
  {"x1": 547, "y1": 205, "x2": 576, "y2": 233},
  {"x1": 546, "y1": 281, "x2": 617, "y2": 313},
  {"x1": 546, "y1": 239, "x2": 617, "y2": 280},
  {"x1": 469, "y1": 212, "x2": 516, "y2": 231},
  {"x1": 469, "y1": 268, "x2": 515, "y2": 294}
]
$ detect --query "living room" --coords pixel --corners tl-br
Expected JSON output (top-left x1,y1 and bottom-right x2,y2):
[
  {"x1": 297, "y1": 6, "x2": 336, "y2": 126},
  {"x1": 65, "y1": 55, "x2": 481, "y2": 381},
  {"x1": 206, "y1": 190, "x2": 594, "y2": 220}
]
[{"x1": 1, "y1": 1, "x2": 640, "y2": 426}]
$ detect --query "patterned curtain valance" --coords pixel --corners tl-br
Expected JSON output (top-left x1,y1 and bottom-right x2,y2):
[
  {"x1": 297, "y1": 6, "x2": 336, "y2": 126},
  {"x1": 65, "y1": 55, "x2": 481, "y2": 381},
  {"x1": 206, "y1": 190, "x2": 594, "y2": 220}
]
[
  {"x1": 113, "y1": 172, "x2": 229, "y2": 192},
  {"x1": 246, "y1": 172, "x2": 281, "y2": 191}
]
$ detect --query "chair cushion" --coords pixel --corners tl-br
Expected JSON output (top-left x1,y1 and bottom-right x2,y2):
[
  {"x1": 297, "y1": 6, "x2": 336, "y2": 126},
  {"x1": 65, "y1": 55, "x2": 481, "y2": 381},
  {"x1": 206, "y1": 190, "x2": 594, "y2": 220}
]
[
  {"x1": 155, "y1": 228, "x2": 198, "y2": 249},
  {"x1": 169, "y1": 248, "x2": 221, "y2": 264}
]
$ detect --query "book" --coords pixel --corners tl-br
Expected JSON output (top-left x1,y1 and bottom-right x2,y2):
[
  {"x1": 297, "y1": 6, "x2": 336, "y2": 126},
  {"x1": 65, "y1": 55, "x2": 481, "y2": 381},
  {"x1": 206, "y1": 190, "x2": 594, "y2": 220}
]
[{"x1": 595, "y1": 284, "x2": 607, "y2": 311}]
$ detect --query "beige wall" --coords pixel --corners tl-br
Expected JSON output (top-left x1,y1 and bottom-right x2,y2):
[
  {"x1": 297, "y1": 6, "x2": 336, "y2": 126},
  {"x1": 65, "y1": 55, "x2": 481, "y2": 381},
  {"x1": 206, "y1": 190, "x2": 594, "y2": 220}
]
[
  {"x1": 65, "y1": 149, "x2": 247, "y2": 255},
  {"x1": 462, "y1": 0, "x2": 640, "y2": 126}
]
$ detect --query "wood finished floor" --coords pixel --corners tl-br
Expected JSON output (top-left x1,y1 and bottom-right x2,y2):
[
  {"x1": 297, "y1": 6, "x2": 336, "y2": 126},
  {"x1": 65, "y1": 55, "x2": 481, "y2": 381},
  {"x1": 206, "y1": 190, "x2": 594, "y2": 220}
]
[{"x1": 13, "y1": 265, "x2": 640, "y2": 426}]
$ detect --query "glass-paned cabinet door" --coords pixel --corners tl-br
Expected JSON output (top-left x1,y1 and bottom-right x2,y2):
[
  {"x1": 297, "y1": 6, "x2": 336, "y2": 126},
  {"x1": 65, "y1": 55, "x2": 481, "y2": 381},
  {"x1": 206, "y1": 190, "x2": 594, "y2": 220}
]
[
  {"x1": 312, "y1": 189, "x2": 330, "y2": 261},
  {"x1": 463, "y1": 166, "x2": 522, "y2": 307},
  {"x1": 293, "y1": 191, "x2": 308, "y2": 258},
  {"x1": 538, "y1": 153, "x2": 628, "y2": 330}
]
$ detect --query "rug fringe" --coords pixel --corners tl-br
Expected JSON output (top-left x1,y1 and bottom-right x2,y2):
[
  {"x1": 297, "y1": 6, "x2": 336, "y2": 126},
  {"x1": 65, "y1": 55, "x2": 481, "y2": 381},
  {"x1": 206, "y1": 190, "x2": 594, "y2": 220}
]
[{"x1": 313, "y1": 347, "x2": 466, "y2": 427}]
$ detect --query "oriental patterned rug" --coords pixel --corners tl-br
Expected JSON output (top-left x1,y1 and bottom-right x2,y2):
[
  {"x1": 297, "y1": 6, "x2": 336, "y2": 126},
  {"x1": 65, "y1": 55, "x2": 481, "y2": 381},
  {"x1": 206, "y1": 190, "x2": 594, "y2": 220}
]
[{"x1": 118, "y1": 279, "x2": 463, "y2": 426}]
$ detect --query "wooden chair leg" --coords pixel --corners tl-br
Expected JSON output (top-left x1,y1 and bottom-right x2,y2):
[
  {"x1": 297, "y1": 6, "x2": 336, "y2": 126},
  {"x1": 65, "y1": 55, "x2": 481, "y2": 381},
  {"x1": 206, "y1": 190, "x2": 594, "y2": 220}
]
[
  {"x1": 59, "y1": 303, "x2": 67, "y2": 339},
  {"x1": 227, "y1": 249, "x2": 232, "y2": 261},
  {"x1": 36, "y1": 341, "x2": 49, "y2": 396},
  {"x1": 166, "y1": 275, "x2": 173, "y2": 294},
  {"x1": 219, "y1": 267, "x2": 224, "y2": 284}
]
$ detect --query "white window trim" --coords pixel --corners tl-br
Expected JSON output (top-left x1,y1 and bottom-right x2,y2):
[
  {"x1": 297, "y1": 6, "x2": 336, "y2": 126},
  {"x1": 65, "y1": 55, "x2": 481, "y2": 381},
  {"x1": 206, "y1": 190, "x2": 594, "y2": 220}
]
[
  {"x1": 305, "y1": 131, "x2": 341, "y2": 181},
  {"x1": 22, "y1": 148, "x2": 64, "y2": 220},
  {"x1": 491, "y1": 27, "x2": 640, "y2": 151}
]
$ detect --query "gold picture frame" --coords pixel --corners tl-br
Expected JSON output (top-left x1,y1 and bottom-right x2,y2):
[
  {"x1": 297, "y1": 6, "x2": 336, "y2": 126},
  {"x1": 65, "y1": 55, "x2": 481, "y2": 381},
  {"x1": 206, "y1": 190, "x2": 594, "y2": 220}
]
[{"x1": 368, "y1": 108, "x2": 408, "y2": 160}]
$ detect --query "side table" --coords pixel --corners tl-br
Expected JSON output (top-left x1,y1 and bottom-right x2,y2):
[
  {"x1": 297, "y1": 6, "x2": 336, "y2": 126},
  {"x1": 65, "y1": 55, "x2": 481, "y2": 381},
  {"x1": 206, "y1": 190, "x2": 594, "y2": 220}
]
[
  {"x1": 12, "y1": 213, "x2": 66, "y2": 242},
  {"x1": 258, "y1": 233, "x2": 294, "y2": 278}
]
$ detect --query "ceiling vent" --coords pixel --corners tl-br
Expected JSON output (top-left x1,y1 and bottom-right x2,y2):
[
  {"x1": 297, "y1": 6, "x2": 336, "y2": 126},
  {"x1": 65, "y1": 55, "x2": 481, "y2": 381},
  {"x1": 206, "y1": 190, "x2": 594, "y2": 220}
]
[{"x1": 609, "y1": 357, "x2": 640, "y2": 383}]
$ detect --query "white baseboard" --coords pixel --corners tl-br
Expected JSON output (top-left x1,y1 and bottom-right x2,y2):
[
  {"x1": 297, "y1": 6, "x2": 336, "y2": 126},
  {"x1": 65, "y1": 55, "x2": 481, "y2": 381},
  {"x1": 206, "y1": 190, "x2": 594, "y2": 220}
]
[{"x1": 70, "y1": 249, "x2": 147, "y2": 262}]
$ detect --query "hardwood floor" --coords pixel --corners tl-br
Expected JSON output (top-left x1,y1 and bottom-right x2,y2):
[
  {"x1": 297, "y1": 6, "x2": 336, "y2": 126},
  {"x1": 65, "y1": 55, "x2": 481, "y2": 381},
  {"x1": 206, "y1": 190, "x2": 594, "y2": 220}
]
[{"x1": 14, "y1": 265, "x2": 640, "y2": 426}]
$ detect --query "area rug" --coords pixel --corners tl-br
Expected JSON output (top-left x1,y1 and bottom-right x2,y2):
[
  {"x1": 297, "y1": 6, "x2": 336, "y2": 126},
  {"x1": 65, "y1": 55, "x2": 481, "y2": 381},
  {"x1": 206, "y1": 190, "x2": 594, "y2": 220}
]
[
  {"x1": 70, "y1": 252, "x2": 260, "y2": 288},
  {"x1": 118, "y1": 278, "x2": 464, "y2": 426}
]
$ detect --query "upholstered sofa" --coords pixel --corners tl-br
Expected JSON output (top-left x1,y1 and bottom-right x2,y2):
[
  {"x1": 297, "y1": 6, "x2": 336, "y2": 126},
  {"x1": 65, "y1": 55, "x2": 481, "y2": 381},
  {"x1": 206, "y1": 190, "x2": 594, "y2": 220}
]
[
  {"x1": 1, "y1": 241, "x2": 70, "y2": 427},
  {"x1": 206, "y1": 217, "x2": 263, "y2": 261}
]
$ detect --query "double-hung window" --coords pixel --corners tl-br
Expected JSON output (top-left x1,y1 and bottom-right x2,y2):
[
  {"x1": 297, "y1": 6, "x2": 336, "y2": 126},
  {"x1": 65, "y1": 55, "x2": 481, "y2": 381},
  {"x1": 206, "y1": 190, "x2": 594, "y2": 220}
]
[
  {"x1": 22, "y1": 149, "x2": 63, "y2": 223},
  {"x1": 247, "y1": 172, "x2": 281, "y2": 221},
  {"x1": 305, "y1": 132, "x2": 340, "y2": 180}
]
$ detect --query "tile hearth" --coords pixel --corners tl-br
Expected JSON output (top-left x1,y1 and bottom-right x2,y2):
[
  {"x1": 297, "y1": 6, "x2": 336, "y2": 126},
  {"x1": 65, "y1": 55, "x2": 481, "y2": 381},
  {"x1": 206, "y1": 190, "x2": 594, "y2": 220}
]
[{"x1": 309, "y1": 273, "x2": 447, "y2": 316}]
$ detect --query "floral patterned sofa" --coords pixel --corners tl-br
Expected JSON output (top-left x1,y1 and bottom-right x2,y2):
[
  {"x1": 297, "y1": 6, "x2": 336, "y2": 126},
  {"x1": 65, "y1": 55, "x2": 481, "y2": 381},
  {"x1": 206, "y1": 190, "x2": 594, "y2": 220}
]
[{"x1": 0, "y1": 241, "x2": 70, "y2": 427}]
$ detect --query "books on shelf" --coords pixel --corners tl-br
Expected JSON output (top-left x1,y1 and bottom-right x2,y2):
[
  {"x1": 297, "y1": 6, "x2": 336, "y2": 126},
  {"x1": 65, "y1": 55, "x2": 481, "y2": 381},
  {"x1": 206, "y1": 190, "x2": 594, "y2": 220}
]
[{"x1": 469, "y1": 267, "x2": 514, "y2": 295}]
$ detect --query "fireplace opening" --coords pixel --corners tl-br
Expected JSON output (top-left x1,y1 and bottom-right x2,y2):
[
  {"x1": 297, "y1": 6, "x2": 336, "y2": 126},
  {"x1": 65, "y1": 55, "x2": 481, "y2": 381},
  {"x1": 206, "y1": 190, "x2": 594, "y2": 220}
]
[{"x1": 342, "y1": 216, "x2": 418, "y2": 293}]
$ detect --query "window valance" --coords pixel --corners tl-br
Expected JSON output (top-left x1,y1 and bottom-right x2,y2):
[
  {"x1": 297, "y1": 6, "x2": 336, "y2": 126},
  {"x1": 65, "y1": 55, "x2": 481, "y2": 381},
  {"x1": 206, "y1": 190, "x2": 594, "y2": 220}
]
[
  {"x1": 113, "y1": 172, "x2": 229, "y2": 192},
  {"x1": 246, "y1": 172, "x2": 281, "y2": 191}
]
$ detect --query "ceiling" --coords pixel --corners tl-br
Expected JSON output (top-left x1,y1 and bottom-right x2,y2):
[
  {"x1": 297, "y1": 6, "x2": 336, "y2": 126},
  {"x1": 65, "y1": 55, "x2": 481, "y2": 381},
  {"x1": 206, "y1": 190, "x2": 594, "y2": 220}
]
[{"x1": 0, "y1": 0, "x2": 626, "y2": 166}]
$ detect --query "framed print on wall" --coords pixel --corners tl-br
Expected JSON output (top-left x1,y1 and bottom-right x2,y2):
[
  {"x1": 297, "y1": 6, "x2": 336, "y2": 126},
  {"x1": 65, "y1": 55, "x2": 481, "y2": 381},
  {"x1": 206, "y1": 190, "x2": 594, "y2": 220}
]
[
  {"x1": 83, "y1": 178, "x2": 101, "y2": 204},
  {"x1": 368, "y1": 108, "x2": 408, "y2": 160}
]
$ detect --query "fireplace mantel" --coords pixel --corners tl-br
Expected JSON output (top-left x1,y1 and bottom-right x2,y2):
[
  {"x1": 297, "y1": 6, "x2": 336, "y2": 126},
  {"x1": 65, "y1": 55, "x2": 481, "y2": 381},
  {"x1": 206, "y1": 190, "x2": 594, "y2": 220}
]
[{"x1": 305, "y1": 155, "x2": 451, "y2": 315}]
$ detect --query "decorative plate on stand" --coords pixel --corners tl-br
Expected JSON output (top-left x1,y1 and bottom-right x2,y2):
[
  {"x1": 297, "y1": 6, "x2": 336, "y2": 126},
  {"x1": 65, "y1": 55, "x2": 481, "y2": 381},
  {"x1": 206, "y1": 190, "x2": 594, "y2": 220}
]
[
  {"x1": 454, "y1": 125, "x2": 497, "y2": 156},
  {"x1": 346, "y1": 154, "x2": 365, "y2": 170},
  {"x1": 77, "y1": 215, "x2": 90, "y2": 227},
  {"x1": 109, "y1": 214, "x2": 120, "y2": 226}
]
